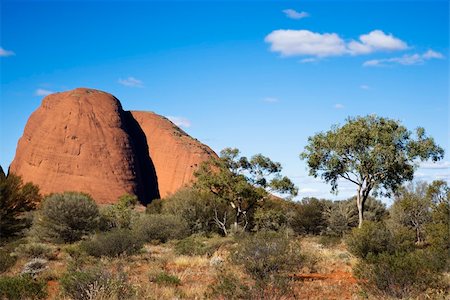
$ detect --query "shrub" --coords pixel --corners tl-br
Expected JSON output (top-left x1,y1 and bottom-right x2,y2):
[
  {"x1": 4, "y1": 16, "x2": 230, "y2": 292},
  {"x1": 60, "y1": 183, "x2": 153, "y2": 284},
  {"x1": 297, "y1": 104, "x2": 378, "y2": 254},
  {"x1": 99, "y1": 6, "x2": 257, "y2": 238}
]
[
  {"x1": 81, "y1": 229, "x2": 143, "y2": 257},
  {"x1": 0, "y1": 248, "x2": 17, "y2": 273},
  {"x1": 289, "y1": 198, "x2": 328, "y2": 235},
  {"x1": 21, "y1": 258, "x2": 48, "y2": 278},
  {"x1": 33, "y1": 192, "x2": 100, "y2": 243},
  {"x1": 318, "y1": 235, "x2": 342, "y2": 248},
  {"x1": 0, "y1": 170, "x2": 41, "y2": 238},
  {"x1": 0, "y1": 274, "x2": 47, "y2": 299},
  {"x1": 60, "y1": 266, "x2": 134, "y2": 300},
  {"x1": 345, "y1": 221, "x2": 391, "y2": 259},
  {"x1": 253, "y1": 208, "x2": 289, "y2": 232},
  {"x1": 232, "y1": 230, "x2": 303, "y2": 282},
  {"x1": 145, "y1": 198, "x2": 163, "y2": 214},
  {"x1": 162, "y1": 188, "x2": 221, "y2": 234},
  {"x1": 133, "y1": 214, "x2": 189, "y2": 243},
  {"x1": 206, "y1": 270, "x2": 250, "y2": 299},
  {"x1": 355, "y1": 250, "x2": 444, "y2": 298},
  {"x1": 174, "y1": 234, "x2": 233, "y2": 257},
  {"x1": 14, "y1": 242, "x2": 56, "y2": 260},
  {"x1": 150, "y1": 271, "x2": 181, "y2": 286},
  {"x1": 99, "y1": 194, "x2": 139, "y2": 231}
]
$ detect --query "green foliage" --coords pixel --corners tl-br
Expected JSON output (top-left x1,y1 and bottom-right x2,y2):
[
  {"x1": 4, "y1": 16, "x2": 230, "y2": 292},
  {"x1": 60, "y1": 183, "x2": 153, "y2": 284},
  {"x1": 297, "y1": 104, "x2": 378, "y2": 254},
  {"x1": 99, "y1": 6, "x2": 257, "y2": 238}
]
[
  {"x1": 150, "y1": 272, "x2": 181, "y2": 286},
  {"x1": 14, "y1": 242, "x2": 56, "y2": 260},
  {"x1": 355, "y1": 250, "x2": 444, "y2": 299},
  {"x1": 173, "y1": 234, "x2": 229, "y2": 256},
  {"x1": 0, "y1": 170, "x2": 41, "y2": 238},
  {"x1": 99, "y1": 194, "x2": 139, "y2": 231},
  {"x1": 162, "y1": 188, "x2": 223, "y2": 234},
  {"x1": 0, "y1": 274, "x2": 47, "y2": 299},
  {"x1": 33, "y1": 192, "x2": 100, "y2": 243},
  {"x1": 290, "y1": 198, "x2": 329, "y2": 235},
  {"x1": 346, "y1": 221, "x2": 415, "y2": 259},
  {"x1": 324, "y1": 197, "x2": 387, "y2": 236},
  {"x1": 194, "y1": 148, "x2": 297, "y2": 234},
  {"x1": 301, "y1": 115, "x2": 444, "y2": 227},
  {"x1": 253, "y1": 207, "x2": 289, "y2": 232},
  {"x1": 60, "y1": 266, "x2": 134, "y2": 300},
  {"x1": 232, "y1": 230, "x2": 303, "y2": 282},
  {"x1": 145, "y1": 198, "x2": 163, "y2": 214},
  {"x1": 133, "y1": 214, "x2": 189, "y2": 243},
  {"x1": 390, "y1": 182, "x2": 432, "y2": 243},
  {"x1": 206, "y1": 270, "x2": 250, "y2": 300},
  {"x1": 0, "y1": 248, "x2": 17, "y2": 273},
  {"x1": 81, "y1": 229, "x2": 143, "y2": 257}
]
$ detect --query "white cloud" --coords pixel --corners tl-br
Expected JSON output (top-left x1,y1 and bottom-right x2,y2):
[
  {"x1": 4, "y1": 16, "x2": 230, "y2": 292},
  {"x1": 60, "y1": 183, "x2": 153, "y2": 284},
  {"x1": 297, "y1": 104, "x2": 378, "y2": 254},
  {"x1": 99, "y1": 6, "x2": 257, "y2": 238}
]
[
  {"x1": 35, "y1": 88, "x2": 54, "y2": 96},
  {"x1": 118, "y1": 76, "x2": 144, "y2": 88},
  {"x1": 363, "y1": 49, "x2": 444, "y2": 67},
  {"x1": 360, "y1": 84, "x2": 370, "y2": 90},
  {"x1": 420, "y1": 161, "x2": 450, "y2": 170},
  {"x1": 265, "y1": 29, "x2": 407, "y2": 58},
  {"x1": 282, "y1": 9, "x2": 309, "y2": 20},
  {"x1": 348, "y1": 30, "x2": 408, "y2": 55},
  {"x1": 300, "y1": 57, "x2": 319, "y2": 63},
  {"x1": 263, "y1": 97, "x2": 279, "y2": 103},
  {"x1": 0, "y1": 47, "x2": 15, "y2": 57},
  {"x1": 334, "y1": 103, "x2": 344, "y2": 109},
  {"x1": 422, "y1": 49, "x2": 444, "y2": 59},
  {"x1": 167, "y1": 116, "x2": 191, "y2": 128},
  {"x1": 265, "y1": 30, "x2": 347, "y2": 57}
]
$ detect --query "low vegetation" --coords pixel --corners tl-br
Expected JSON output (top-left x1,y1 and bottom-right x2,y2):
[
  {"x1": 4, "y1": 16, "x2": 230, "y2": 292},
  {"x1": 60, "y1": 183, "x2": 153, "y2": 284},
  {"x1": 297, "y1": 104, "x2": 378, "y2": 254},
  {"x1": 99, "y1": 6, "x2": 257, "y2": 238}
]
[{"x1": 0, "y1": 116, "x2": 448, "y2": 299}]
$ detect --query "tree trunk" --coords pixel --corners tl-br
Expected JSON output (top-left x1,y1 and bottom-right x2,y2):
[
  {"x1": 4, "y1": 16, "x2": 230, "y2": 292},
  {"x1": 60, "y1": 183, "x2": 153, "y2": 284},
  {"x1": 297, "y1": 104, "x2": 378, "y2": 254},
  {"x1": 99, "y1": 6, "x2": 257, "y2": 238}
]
[{"x1": 356, "y1": 189, "x2": 364, "y2": 228}]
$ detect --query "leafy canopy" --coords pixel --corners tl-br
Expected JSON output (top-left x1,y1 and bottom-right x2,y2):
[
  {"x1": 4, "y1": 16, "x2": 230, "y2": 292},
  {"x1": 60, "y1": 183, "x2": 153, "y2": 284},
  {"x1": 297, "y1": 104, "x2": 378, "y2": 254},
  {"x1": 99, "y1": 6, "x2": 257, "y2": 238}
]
[{"x1": 301, "y1": 115, "x2": 444, "y2": 197}]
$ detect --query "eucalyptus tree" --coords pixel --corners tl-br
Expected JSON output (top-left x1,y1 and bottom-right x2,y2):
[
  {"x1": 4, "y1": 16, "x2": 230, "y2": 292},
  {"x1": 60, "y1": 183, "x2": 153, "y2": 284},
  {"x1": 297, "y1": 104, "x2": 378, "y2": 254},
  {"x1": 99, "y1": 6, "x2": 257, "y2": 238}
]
[
  {"x1": 301, "y1": 115, "x2": 444, "y2": 228},
  {"x1": 194, "y1": 148, "x2": 297, "y2": 234}
]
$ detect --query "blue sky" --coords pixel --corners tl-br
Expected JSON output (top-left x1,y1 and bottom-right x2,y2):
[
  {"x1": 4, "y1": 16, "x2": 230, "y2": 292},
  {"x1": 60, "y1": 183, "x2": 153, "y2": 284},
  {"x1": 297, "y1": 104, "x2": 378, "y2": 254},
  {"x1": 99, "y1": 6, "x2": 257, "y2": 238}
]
[{"x1": 1, "y1": 0, "x2": 448, "y2": 203}]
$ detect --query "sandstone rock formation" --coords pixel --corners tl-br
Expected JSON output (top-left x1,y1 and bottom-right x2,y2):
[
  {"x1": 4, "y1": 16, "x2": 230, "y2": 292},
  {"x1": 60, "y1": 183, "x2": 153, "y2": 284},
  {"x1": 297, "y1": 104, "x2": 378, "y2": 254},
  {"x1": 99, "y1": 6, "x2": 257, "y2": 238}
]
[
  {"x1": 131, "y1": 111, "x2": 216, "y2": 198},
  {"x1": 9, "y1": 88, "x2": 214, "y2": 204}
]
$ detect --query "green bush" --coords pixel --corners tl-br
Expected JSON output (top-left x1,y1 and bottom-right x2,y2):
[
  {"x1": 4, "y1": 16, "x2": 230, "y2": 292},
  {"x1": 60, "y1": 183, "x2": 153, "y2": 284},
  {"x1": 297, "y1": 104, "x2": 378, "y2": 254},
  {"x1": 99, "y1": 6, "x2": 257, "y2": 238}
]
[
  {"x1": 133, "y1": 214, "x2": 189, "y2": 243},
  {"x1": 81, "y1": 229, "x2": 143, "y2": 257},
  {"x1": 0, "y1": 170, "x2": 42, "y2": 239},
  {"x1": 355, "y1": 250, "x2": 444, "y2": 298},
  {"x1": 232, "y1": 230, "x2": 303, "y2": 282},
  {"x1": 150, "y1": 271, "x2": 181, "y2": 286},
  {"x1": 0, "y1": 248, "x2": 17, "y2": 273},
  {"x1": 0, "y1": 274, "x2": 47, "y2": 299},
  {"x1": 345, "y1": 221, "x2": 391, "y2": 259},
  {"x1": 253, "y1": 208, "x2": 289, "y2": 232},
  {"x1": 99, "y1": 194, "x2": 139, "y2": 231},
  {"x1": 33, "y1": 192, "x2": 100, "y2": 243},
  {"x1": 289, "y1": 198, "x2": 328, "y2": 235},
  {"x1": 162, "y1": 188, "x2": 223, "y2": 234},
  {"x1": 346, "y1": 221, "x2": 415, "y2": 259},
  {"x1": 14, "y1": 242, "x2": 56, "y2": 260},
  {"x1": 60, "y1": 266, "x2": 134, "y2": 300}
]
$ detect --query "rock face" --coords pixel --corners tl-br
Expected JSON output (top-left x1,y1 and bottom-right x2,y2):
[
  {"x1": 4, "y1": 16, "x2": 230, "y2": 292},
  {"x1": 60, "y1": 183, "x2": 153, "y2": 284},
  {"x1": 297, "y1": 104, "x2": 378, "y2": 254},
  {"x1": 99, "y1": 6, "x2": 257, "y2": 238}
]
[
  {"x1": 131, "y1": 111, "x2": 217, "y2": 198},
  {"x1": 9, "y1": 88, "x2": 214, "y2": 204}
]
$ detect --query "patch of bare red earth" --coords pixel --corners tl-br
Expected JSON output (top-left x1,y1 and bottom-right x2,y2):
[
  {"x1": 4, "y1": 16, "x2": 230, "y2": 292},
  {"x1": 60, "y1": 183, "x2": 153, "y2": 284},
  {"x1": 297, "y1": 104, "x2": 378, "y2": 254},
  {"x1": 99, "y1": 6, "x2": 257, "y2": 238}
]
[{"x1": 290, "y1": 270, "x2": 359, "y2": 299}]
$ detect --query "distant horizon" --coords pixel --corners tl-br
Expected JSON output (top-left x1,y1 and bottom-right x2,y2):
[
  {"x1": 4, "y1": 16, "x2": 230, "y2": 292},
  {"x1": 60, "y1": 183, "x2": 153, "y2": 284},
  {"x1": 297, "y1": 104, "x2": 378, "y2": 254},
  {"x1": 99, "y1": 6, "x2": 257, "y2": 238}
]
[{"x1": 1, "y1": 0, "x2": 448, "y2": 203}]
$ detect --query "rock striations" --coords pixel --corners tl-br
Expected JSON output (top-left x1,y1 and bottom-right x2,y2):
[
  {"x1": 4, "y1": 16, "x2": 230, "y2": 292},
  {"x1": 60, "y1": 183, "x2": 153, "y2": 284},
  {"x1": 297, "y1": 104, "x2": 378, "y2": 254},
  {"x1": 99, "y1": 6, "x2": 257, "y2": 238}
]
[{"x1": 9, "y1": 88, "x2": 216, "y2": 205}]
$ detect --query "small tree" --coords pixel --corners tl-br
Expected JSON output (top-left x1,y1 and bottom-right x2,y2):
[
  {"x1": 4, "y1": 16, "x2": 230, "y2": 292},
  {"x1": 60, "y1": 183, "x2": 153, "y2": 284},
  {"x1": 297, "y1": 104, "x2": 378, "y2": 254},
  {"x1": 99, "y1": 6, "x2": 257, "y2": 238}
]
[
  {"x1": 301, "y1": 115, "x2": 443, "y2": 227},
  {"x1": 0, "y1": 168, "x2": 41, "y2": 238},
  {"x1": 194, "y1": 148, "x2": 297, "y2": 234}
]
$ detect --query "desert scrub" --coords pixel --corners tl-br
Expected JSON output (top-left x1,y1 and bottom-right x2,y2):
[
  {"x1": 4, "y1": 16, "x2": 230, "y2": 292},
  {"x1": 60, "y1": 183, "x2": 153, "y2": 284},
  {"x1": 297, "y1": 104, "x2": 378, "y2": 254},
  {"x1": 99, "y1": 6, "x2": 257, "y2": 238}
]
[
  {"x1": 81, "y1": 229, "x2": 143, "y2": 258},
  {"x1": 133, "y1": 214, "x2": 189, "y2": 243},
  {"x1": 206, "y1": 269, "x2": 250, "y2": 299},
  {"x1": 232, "y1": 230, "x2": 303, "y2": 283},
  {"x1": 355, "y1": 250, "x2": 445, "y2": 299},
  {"x1": 21, "y1": 258, "x2": 48, "y2": 278},
  {"x1": 32, "y1": 192, "x2": 100, "y2": 243},
  {"x1": 14, "y1": 242, "x2": 56, "y2": 260},
  {"x1": 0, "y1": 248, "x2": 17, "y2": 273},
  {"x1": 149, "y1": 271, "x2": 181, "y2": 286},
  {"x1": 0, "y1": 274, "x2": 47, "y2": 299},
  {"x1": 60, "y1": 266, "x2": 135, "y2": 300},
  {"x1": 174, "y1": 234, "x2": 232, "y2": 256}
]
